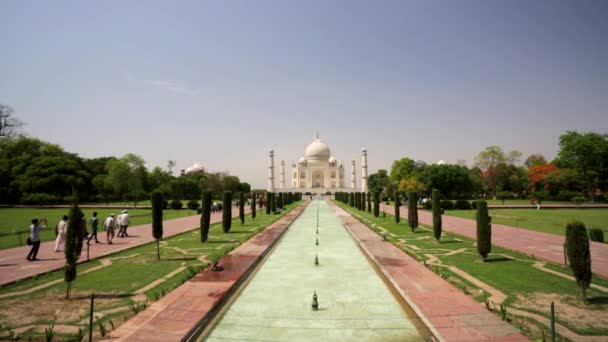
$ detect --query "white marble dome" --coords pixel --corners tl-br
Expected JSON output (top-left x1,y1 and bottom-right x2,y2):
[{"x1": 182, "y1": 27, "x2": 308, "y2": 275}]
[
  {"x1": 185, "y1": 161, "x2": 205, "y2": 174},
  {"x1": 305, "y1": 138, "x2": 331, "y2": 160}
]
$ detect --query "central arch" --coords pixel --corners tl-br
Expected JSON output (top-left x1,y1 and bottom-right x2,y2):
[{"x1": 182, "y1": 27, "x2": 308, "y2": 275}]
[{"x1": 312, "y1": 169, "x2": 325, "y2": 188}]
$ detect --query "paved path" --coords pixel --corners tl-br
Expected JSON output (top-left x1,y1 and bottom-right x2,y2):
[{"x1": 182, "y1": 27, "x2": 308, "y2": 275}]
[
  {"x1": 334, "y1": 203, "x2": 527, "y2": 342},
  {"x1": 0, "y1": 208, "x2": 245, "y2": 286},
  {"x1": 380, "y1": 204, "x2": 608, "y2": 279},
  {"x1": 111, "y1": 202, "x2": 308, "y2": 342}
]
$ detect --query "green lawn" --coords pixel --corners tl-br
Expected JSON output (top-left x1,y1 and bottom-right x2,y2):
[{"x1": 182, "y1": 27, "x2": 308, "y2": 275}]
[
  {"x1": 0, "y1": 201, "x2": 302, "y2": 341},
  {"x1": 445, "y1": 208, "x2": 608, "y2": 236},
  {"x1": 336, "y1": 201, "x2": 608, "y2": 339},
  {"x1": 0, "y1": 208, "x2": 198, "y2": 250}
]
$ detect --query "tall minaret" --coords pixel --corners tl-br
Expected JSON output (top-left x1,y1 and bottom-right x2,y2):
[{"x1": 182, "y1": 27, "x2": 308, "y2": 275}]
[
  {"x1": 351, "y1": 160, "x2": 356, "y2": 189},
  {"x1": 268, "y1": 149, "x2": 275, "y2": 192},
  {"x1": 280, "y1": 160, "x2": 285, "y2": 189},
  {"x1": 361, "y1": 148, "x2": 368, "y2": 192}
]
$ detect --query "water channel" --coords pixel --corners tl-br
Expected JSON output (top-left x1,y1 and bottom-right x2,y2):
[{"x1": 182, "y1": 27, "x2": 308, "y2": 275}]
[{"x1": 200, "y1": 199, "x2": 430, "y2": 341}]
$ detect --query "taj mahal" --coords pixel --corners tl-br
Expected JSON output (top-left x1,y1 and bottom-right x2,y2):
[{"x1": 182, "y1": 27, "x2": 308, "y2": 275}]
[{"x1": 267, "y1": 135, "x2": 368, "y2": 193}]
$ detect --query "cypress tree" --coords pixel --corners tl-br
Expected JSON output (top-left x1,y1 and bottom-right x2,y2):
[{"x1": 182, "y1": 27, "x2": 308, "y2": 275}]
[
  {"x1": 476, "y1": 200, "x2": 492, "y2": 261},
  {"x1": 266, "y1": 192, "x2": 271, "y2": 215},
  {"x1": 64, "y1": 193, "x2": 83, "y2": 299},
  {"x1": 373, "y1": 191, "x2": 380, "y2": 217},
  {"x1": 277, "y1": 192, "x2": 283, "y2": 209},
  {"x1": 270, "y1": 192, "x2": 276, "y2": 213},
  {"x1": 348, "y1": 192, "x2": 353, "y2": 207},
  {"x1": 367, "y1": 192, "x2": 372, "y2": 213},
  {"x1": 201, "y1": 191, "x2": 212, "y2": 242},
  {"x1": 251, "y1": 192, "x2": 257, "y2": 220},
  {"x1": 432, "y1": 189, "x2": 442, "y2": 241},
  {"x1": 361, "y1": 192, "x2": 366, "y2": 211},
  {"x1": 408, "y1": 192, "x2": 418, "y2": 232},
  {"x1": 222, "y1": 191, "x2": 232, "y2": 233},
  {"x1": 394, "y1": 192, "x2": 400, "y2": 223},
  {"x1": 151, "y1": 190, "x2": 164, "y2": 260},
  {"x1": 239, "y1": 192, "x2": 245, "y2": 225},
  {"x1": 566, "y1": 221, "x2": 591, "y2": 302}
]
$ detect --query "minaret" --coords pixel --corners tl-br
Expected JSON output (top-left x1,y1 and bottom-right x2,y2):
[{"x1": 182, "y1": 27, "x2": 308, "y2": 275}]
[
  {"x1": 268, "y1": 150, "x2": 275, "y2": 192},
  {"x1": 351, "y1": 160, "x2": 356, "y2": 189},
  {"x1": 361, "y1": 148, "x2": 368, "y2": 192},
  {"x1": 280, "y1": 160, "x2": 286, "y2": 189}
]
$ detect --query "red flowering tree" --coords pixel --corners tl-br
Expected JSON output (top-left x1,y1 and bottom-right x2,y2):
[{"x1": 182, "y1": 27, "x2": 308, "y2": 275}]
[{"x1": 529, "y1": 163, "x2": 558, "y2": 191}]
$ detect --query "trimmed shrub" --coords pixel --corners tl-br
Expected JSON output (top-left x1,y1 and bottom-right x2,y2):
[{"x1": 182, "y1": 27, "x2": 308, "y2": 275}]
[
  {"x1": 556, "y1": 190, "x2": 584, "y2": 202},
  {"x1": 21, "y1": 192, "x2": 57, "y2": 205},
  {"x1": 432, "y1": 189, "x2": 442, "y2": 240},
  {"x1": 454, "y1": 199, "x2": 472, "y2": 210},
  {"x1": 476, "y1": 200, "x2": 492, "y2": 261},
  {"x1": 162, "y1": 200, "x2": 169, "y2": 209},
  {"x1": 373, "y1": 192, "x2": 380, "y2": 217},
  {"x1": 251, "y1": 193, "x2": 257, "y2": 220},
  {"x1": 200, "y1": 191, "x2": 212, "y2": 242},
  {"x1": 239, "y1": 192, "x2": 245, "y2": 225},
  {"x1": 566, "y1": 221, "x2": 591, "y2": 302},
  {"x1": 222, "y1": 191, "x2": 232, "y2": 233},
  {"x1": 408, "y1": 192, "x2": 418, "y2": 232},
  {"x1": 349, "y1": 193, "x2": 355, "y2": 207},
  {"x1": 151, "y1": 191, "x2": 164, "y2": 260},
  {"x1": 495, "y1": 191, "x2": 514, "y2": 205},
  {"x1": 572, "y1": 196, "x2": 587, "y2": 207},
  {"x1": 472, "y1": 200, "x2": 478, "y2": 210},
  {"x1": 170, "y1": 199, "x2": 183, "y2": 210},
  {"x1": 361, "y1": 192, "x2": 366, "y2": 211},
  {"x1": 367, "y1": 192, "x2": 372, "y2": 213},
  {"x1": 266, "y1": 192, "x2": 271, "y2": 215},
  {"x1": 64, "y1": 196, "x2": 83, "y2": 298},
  {"x1": 588, "y1": 228, "x2": 604, "y2": 243},
  {"x1": 440, "y1": 200, "x2": 454, "y2": 210},
  {"x1": 187, "y1": 200, "x2": 199, "y2": 210},
  {"x1": 422, "y1": 201, "x2": 432, "y2": 210},
  {"x1": 394, "y1": 192, "x2": 400, "y2": 223}
]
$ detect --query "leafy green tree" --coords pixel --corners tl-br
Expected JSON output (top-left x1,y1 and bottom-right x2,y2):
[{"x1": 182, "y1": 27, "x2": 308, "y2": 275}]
[
  {"x1": 474, "y1": 145, "x2": 521, "y2": 195},
  {"x1": 476, "y1": 200, "x2": 492, "y2": 261},
  {"x1": 367, "y1": 169, "x2": 391, "y2": 196},
  {"x1": 151, "y1": 191, "x2": 163, "y2": 260},
  {"x1": 222, "y1": 175, "x2": 241, "y2": 194},
  {"x1": 394, "y1": 192, "x2": 400, "y2": 223},
  {"x1": 565, "y1": 221, "x2": 591, "y2": 302},
  {"x1": 390, "y1": 157, "x2": 416, "y2": 183},
  {"x1": 200, "y1": 191, "x2": 212, "y2": 242},
  {"x1": 432, "y1": 189, "x2": 442, "y2": 240},
  {"x1": 0, "y1": 104, "x2": 25, "y2": 138},
  {"x1": 373, "y1": 192, "x2": 380, "y2": 217},
  {"x1": 555, "y1": 131, "x2": 608, "y2": 201},
  {"x1": 408, "y1": 191, "x2": 418, "y2": 232},
  {"x1": 524, "y1": 153, "x2": 547, "y2": 168},
  {"x1": 239, "y1": 192, "x2": 245, "y2": 225},
  {"x1": 419, "y1": 164, "x2": 480, "y2": 198},
  {"x1": 64, "y1": 195, "x2": 83, "y2": 298},
  {"x1": 222, "y1": 191, "x2": 232, "y2": 233},
  {"x1": 238, "y1": 182, "x2": 251, "y2": 193}
]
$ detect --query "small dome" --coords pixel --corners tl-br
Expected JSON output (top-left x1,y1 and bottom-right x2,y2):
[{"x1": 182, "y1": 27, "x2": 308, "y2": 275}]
[
  {"x1": 185, "y1": 161, "x2": 205, "y2": 174},
  {"x1": 437, "y1": 160, "x2": 446, "y2": 165},
  {"x1": 305, "y1": 138, "x2": 331, "y2": 160},
  {"x1": 329, "y1": 156, "x2": 336, "y2": 163},
  {"x1": 299, "y1": 157, "x2": 307, "y2": 163}
]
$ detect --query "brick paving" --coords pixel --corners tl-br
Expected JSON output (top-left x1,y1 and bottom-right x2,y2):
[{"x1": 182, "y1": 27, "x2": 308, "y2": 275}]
[
  {"x1": 334, "y1": 203, "x2": 528, "y2": 342},
  {"x1": 380, "y1": 204, "x2": 608, "y2": 279},
  {"x1": 110, "y1": 202, "x2": 308, "y2": 342},
  {"x1": 0, "y1": 208, "x2": 245, "y2": 286}
]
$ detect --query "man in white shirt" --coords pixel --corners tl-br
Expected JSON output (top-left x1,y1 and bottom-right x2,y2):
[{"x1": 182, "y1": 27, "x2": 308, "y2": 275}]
[
  {"x1": 117, "y1": 210, "x2": 130, "y2": 238},
  {"x1": 104, "y1": 213, "x2": 116, "y2": 244},
  {"x1": 54, "y1": 215, "x2": 68, "y2": 252}
]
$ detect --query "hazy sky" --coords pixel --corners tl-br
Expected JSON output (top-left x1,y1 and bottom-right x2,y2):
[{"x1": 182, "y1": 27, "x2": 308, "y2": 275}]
[{"x1": 1, "y1": 0, "x2": 607, "y2": 188}]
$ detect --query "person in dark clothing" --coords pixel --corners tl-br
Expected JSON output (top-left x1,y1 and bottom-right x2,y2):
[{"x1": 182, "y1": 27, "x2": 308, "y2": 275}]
[
  {"x1": 88, "y1": 212, "x2": 100, "y2": 243},
  {"x1": 26, "y1": 218, "x2": 48, "y2": 261}
]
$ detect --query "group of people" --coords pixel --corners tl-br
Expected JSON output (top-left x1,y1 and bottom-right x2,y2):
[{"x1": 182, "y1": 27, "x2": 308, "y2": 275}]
[{"x1": 26, "y1": 210, "x2": 131, "y2": 261}]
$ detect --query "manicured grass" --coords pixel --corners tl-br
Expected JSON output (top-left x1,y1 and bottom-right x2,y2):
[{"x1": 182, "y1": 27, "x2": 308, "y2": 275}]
[
  {"x1": 336, "y1": 201, "x2": 608, "y2": 338},
  {"x1": 445, "y1": 208, "x2": 608, "y2": 236},
  {"x1": 0, "y1": 201, "x2": 302, "y2": 341},
  {"x1": 0, "y1": 208, "x2": 198, "y2": 250}
]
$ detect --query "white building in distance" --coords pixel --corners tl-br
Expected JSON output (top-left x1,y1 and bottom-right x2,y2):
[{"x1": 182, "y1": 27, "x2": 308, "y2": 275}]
[{"x1": 267, "y1": 135, "x2": 368, "y2": 193}]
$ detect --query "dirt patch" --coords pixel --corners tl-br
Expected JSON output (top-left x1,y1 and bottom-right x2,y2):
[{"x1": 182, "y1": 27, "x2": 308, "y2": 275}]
[
  {"x1": 0, "y1": 291, "x2": 126, "y2": 327},
  {"x1": 515, "y1": 292, "x2": 608, "y2": 331}
]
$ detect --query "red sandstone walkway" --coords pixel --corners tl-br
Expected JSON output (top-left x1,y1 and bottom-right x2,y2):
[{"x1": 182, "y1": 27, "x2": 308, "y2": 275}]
[
  {"x1": 333, "y1": 203, "x2": 528, "y2": 342},
  {"x1": 0, "y1": 208, "x2": 245, "y2": 286},
  {"x1": 380, "y1": 204, "x2": 608, "y2": 279},
  {"x1": 110, "y1": 202, "x2": 308, "y2": 342}
]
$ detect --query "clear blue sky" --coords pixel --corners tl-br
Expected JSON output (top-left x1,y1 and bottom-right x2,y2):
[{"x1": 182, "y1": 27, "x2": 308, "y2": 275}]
[{"x1": 1, "y1": 0, "x2": 606, "y2": 188}]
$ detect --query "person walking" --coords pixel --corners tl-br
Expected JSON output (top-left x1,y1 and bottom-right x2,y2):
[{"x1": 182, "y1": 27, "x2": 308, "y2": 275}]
[
  {"x1": 26, "y1": 218, "x2": 48, "y2": 261},
  {"x1": 80, "y1": 216, "x2": 89, "y2": 241},
  {"x1": 88, "y1": 212, "x2": 100, "y2": 243},
  {"x1": 104, "y1": 213, "x2": 116, "y2": 244},
  {"x1": 117, "y1": 210, "x2": 130, "y2": 238},
  {"x1": 54, "y1": 215, "x2": 68, "y2": 252}
]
